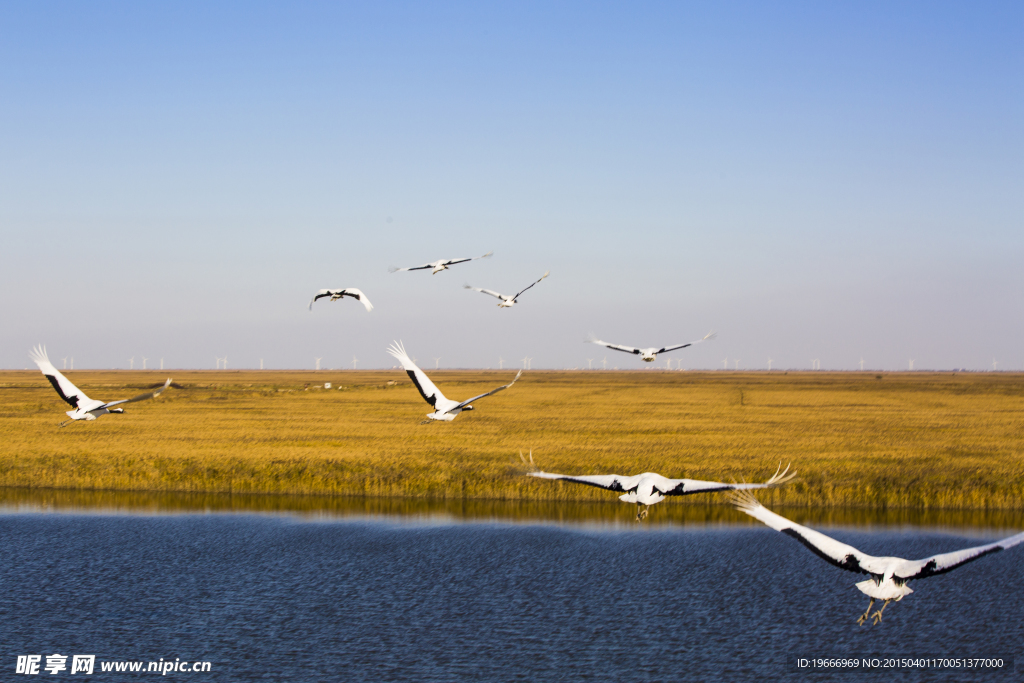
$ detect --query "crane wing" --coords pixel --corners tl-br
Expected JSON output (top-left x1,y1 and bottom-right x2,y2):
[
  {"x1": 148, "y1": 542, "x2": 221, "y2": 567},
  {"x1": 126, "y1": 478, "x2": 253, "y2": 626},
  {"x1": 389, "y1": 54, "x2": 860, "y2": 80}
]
[
  {"x1": 512, "y1": 271, "x2": 549, "y2": 301},
  {"x1": 527, "y1": 471, "x2": 643, "y2": 493},
  {"x1": 341, "y1": 288, "x2": 373, "y2": 312},
  {"x1": 389, "y1": 263, "x2": 434, "y2": 273},
  {"x1": 101, "y1": 379, "x2": 172, "y2": 409},
  {"x1": 445, "y1": 251, "x2": 493, "y2": 266},
  {"x1": 657, "y1": 332, "x2": 717, "y2": 355},
  {"x1": 450, "y1": 370, "x2": 522, "y2": 411},
  {"x1": 387, "y1": 341, "x2": 448, "y2": 407},
  {"x1": 308, "y1": 289, "x2": 333, "y2": 310},
  {"x1": 588, "y1": 338, "x2": 640, "y2": 355},
  {"x1": 730, "y1": 491, "x2": 876, "y2": 575},
  {"x1": 464, "y1": 285, "x2": 506, "y2": 300},
  {"x1": 656, "y1": 464, "x2": 795, "y2": 496},
  {"x1": 895, "y1": 531, "x2": 1024, "y2": 581},
  {"x1": 30, "y1": 345, "x2": 93, "y2": 409}
]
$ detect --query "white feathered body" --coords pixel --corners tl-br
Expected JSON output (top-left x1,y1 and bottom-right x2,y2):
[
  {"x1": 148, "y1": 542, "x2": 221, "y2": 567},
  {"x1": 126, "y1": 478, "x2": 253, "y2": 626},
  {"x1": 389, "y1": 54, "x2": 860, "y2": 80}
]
[
  {"x1": 856, "y1": 574, "x2": 914, "y2": 601},
  {"x1": 616, "y1": 474, "x2": 667, "y2": 505}
]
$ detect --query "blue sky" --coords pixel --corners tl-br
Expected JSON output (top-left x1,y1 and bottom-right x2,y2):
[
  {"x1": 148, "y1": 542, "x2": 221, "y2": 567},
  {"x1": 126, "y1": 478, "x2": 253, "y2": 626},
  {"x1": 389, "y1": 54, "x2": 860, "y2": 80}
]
[{"x1": 2, "y1": 2, "x2": 1021, "y2": 370}]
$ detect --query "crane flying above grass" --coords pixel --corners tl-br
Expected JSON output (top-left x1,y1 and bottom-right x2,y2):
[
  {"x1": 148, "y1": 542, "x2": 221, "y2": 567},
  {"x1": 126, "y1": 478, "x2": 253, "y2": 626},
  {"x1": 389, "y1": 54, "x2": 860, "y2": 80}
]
[
  {"x1": 730, "y1": 490, "x2": 1024, "y2": 625},
  {"x1": 464, "y1": 271, "x2": 550, "y2": 308},
  {"x1": 523, "y1": 453, "x2": 794, "y2": 520},
  {"x1": 389, "y1": 251, "x2": 493, "y2": 275},
  {"x1": 308, "y1": 288, "x2": 373, "y2": 312},
  {"x1": 387, "y1": 341, "x2": 521, "y2": 422},
  {"x1": 588, "y1": 332, "x2": 716, "y2": 362},
  {"x1": 30, "y1": 345, "x2": 172, "y2": 427}
]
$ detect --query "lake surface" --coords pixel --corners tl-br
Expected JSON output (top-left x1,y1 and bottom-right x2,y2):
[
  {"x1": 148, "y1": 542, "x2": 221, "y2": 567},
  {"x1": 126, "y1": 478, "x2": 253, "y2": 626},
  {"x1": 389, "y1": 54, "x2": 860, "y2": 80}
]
[{"x1": 1, "y1": 509, "x2": 1021, "y2": 681}]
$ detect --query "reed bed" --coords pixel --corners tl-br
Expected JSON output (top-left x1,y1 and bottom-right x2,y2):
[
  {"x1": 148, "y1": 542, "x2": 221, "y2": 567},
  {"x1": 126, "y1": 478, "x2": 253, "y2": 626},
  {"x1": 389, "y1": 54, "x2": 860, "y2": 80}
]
[{"x1": 1, "y1": 369, "x2": 1022, "y2": 510}]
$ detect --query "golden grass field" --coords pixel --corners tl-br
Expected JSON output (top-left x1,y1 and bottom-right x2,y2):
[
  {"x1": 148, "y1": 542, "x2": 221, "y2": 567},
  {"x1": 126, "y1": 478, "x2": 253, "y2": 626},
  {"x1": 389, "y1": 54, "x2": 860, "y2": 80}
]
[{"x1": 1, "y1": 369, "x2": 1022, "y2": 510}]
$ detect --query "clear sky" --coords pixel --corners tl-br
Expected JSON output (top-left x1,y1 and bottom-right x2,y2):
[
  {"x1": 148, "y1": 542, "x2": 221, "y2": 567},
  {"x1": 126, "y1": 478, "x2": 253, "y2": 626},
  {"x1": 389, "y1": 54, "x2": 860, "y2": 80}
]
[{"x1": 2, "y1": 2, "x2": 1021, "y2": 370}]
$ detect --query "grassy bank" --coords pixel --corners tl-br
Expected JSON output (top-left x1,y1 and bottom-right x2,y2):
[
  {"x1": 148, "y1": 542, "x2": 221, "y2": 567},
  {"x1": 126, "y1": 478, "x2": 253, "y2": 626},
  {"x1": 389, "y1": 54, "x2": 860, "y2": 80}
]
[{"x1": 1, "y1": 369, "x2": 1022, "y2": 509}]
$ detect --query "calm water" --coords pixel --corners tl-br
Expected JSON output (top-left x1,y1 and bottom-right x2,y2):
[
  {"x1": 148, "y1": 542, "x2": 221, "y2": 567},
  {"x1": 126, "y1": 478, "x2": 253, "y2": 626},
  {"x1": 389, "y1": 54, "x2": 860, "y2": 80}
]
[{"x1": 1, "y1": 513, "x2": 1022, "y2": 681}]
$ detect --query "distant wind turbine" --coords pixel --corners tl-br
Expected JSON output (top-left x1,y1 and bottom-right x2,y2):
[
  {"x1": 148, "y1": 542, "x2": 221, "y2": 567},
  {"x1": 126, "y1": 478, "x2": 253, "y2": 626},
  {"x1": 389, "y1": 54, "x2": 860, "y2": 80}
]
[
  {"x1": 602, "y1": 357, "x2": 608, "y2": 370},
  {"x1": 860, "y1": 358, "x2": 865, "y2": 371},
  {"x1": 734, "y1": 359, "x2": 740, "y2": 370},
  {"x1": 498, "y1": 357, "x2": 504, "y2": 370},
  {"x1": 992, "y1": 359, "x2": 999, "y2": 371},
  {"x1": 434, "y1": 358, "x2": 441, "y2": 370},
  {"x1": 315, "y1": 357, "x2": 322, "y2": 371},
  {"x1": 69, "y1": 358, "x2": 73, "y2": 370},
  {"x1": 61, "y1": 357, "x2": 68, "y2": 370},
  {"x1": 722, "y1": 359, "x2": 728, "y2": 370},
  {"x1": 586, "y1": 358, "x2": 593, "y2": 370},
  {"x1": 352, "y1": 356, "x2": 359, "y2": 370},
  {"x1": 767, "y1": 358, "x2": 773, "y2": 371},
  {"x1": 128, "y1": 357, "x2": 135, "y2": 370},
  {"x1": 142, "y1": 357, "x2": 148, "y2": 370},
  {"x1": 260, "y1": 359, "x2": 263, "y2": 370},
  {"x1": 909, "y1": 359, "x2": 915, "y2": 371},
  {"x1": 160, "y1": 358, "x2": 164, "y2": 371}
]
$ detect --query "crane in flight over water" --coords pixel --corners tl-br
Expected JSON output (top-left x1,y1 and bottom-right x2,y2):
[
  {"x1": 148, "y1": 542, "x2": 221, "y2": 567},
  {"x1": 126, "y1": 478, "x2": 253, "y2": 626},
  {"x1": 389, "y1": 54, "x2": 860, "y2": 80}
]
[
  {"x1": 464, "y1": 271, "x2": 549, "y2": 308},
  {"x1": 389, "y1": 251, "x2": 493, "y2": 275},
  {"x1": 30, "y1": 345, "x2": 172, "y2": 427},
  {"x1": 387, "y1": 341, "x2": 521, "y2": 422},
  {"x1": 588, "y1": 332, "x2": 716, "y2": 363},
  {"x1": 729, "y1": 490, "x2": 1024, "y2": 625},
  {"x1": 523, "y1": 453, "x2": 794, "y2": 520},
  {"x1": 308, "y1": 288, "x2": 373, "y2": 312}
]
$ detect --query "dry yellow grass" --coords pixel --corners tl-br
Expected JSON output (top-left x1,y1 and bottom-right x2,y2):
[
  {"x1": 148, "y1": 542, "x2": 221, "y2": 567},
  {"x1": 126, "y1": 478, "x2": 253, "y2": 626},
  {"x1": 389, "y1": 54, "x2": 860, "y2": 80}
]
[{"x1": 1, "y1": 369, "x2": 1023, "y2": 510}]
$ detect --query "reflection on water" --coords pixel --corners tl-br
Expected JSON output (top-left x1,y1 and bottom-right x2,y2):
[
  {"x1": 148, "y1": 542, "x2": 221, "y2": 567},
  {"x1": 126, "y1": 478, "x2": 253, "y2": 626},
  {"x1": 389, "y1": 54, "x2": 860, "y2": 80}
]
[{"x1": 2, "y1": 486, "x2": 1022, "y2": 531}]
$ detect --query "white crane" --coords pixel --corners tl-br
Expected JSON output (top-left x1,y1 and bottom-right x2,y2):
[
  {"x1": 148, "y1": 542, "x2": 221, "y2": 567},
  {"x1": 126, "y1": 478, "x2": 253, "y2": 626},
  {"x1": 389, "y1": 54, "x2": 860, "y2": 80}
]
[
  {"x1": 308, "y1": 288, "x2": 373, "y2": 312},
  {"x1": 588, "y1": 332, "x2": 715, "y2": 363},
  {"x1": 389, "y1": 251, "x2": 493, "y2": 275},
  {"x1": 730, "y1": 491, "x2": 1024, "y2": 625},
  {"x1": 387, "y1": 341, "x2": 521, "y2": 422},
  {"x1": 524, "y1": 454, "x2": 794, "y2": 521},
  {"x1": 30, "y1": 346, "x2": 172, "y2": 427},
  {"x1": 464, "y1": 271, "x2": 549, "y2": 308}
]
